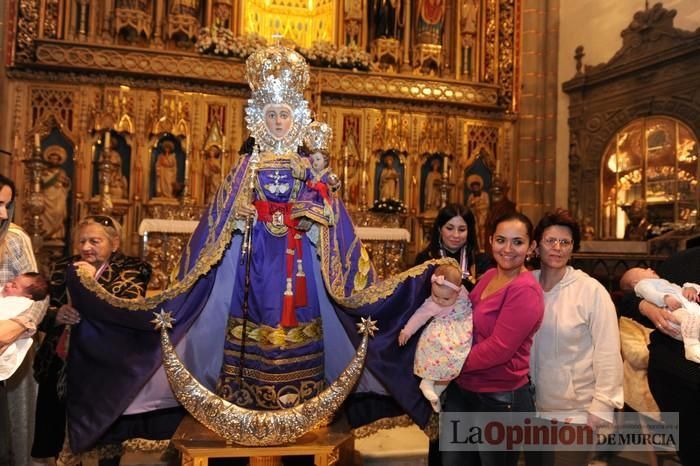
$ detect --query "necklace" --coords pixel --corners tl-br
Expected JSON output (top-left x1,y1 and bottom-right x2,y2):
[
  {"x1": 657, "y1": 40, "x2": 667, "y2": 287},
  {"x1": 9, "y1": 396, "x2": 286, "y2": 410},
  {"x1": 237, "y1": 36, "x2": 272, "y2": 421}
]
[{"x1": 439, "y1": 241, "x2": 471, "y2": 280}]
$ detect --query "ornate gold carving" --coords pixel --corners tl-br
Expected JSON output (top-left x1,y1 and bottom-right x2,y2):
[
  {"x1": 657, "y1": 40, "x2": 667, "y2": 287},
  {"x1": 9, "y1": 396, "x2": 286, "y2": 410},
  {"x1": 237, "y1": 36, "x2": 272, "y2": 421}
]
[
  {"x1": 34, "y1": 40, "x2": 249, "y2": 84},
  {"x1": 154, "y1": 311, "x2": 377, "y2": 446},
  {"x1": 15, "y1": 0, "x2": 40, "y2": 63},
  {"x1": 43, "y1": 0, "x2": 60, "y2": 39},
  {"x1": 483, "y1": 0, "x2": 497, "y2": 84},
  {"x1": 497, "y1": 0, "x2": 517, "y2": 110},
  {"x1": 31, "y1": 88, "x2": 76, "y2": 130},
  {"x1": 114, "y1": 7, "x2": 152, "y2": 39},
  {"x1": 31, "y1": 41, "x2": 500, "y2": 108},
  {"x1": 165, "y1": 14, "x2": 200, "y2": 43},
  {"x1": 318, "y1": 70, "x2": 498, "y2": 107},
  {"x1": 413, "y1": 44, "x2": 443, "y2": 76},
  {"x1": 371, "y1": 38, "x2": 401, "y2": 72}
]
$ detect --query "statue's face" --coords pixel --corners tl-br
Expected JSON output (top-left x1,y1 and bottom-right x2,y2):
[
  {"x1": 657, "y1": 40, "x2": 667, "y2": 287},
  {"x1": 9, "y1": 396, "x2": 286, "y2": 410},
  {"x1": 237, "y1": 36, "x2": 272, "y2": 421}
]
[
  {"x1": 263, "y1": 104, "x2": 293, "y2": 140},
  {"x1": 310, "y1": 152, "x2": 325, "y2": 171}
]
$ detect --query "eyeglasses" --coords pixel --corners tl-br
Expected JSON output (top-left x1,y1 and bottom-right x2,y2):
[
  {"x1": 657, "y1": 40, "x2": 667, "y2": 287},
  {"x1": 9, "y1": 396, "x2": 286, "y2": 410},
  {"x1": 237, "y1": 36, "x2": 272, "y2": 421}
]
[
  {"x1": 88, "y1": 215, "x2": 116, "y2": 229},
  {"x1": 541, "y1": 237, "x2": 573, "y2": 249}
]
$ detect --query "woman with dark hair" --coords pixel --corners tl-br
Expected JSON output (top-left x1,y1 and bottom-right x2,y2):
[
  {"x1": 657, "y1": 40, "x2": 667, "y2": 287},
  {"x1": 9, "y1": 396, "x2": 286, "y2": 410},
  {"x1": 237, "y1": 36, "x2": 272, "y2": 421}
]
[
  {"x1": 0, "y1": 173, "x2": 48, "y2": 465},
  {"x1": 528, "y1": 209, "x2": 622, "y2": 466},
  {"x1": 443, "y1": 211, "x2": 543, "y2": 466},
  {"x1": 415, "y1": 203, "x2": 479, "y2": 289}
]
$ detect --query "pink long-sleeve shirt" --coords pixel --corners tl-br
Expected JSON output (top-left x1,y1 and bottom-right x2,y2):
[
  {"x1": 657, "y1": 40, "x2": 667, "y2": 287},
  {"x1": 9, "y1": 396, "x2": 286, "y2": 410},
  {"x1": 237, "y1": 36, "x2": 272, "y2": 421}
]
[{"x1": 455, "y1": 268, "x2": 544, "y2": 392}]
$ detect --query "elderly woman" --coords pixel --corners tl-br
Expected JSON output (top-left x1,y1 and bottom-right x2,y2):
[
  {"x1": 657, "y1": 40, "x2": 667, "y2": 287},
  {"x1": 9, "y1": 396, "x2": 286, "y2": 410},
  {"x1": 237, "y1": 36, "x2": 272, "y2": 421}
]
[
  {"x1": 0, "y1": 174, "x2": 48, "y2": 466},
  {"x1": 529, "y1": 209, "x2": 623, "y2": 466},
  {"x1": 32, "y1": 215, "x2": 154, "y2": 465}
]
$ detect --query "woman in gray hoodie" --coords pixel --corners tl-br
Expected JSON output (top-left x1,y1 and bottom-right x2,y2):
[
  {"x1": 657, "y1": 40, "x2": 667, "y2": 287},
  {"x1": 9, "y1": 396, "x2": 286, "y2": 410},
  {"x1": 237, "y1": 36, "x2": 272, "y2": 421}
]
[{"x1": 529, "y1": 209, "x2": 623, "y2": 466}]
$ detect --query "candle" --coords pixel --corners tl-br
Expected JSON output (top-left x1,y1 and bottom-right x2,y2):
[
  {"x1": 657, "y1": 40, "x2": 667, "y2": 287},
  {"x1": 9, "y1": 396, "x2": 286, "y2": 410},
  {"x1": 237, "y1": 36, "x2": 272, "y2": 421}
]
[
  {"x1": 362, "y1": 147, "x2": 368, "y2": 163},
  {"x1": 222, "y1": 135, "x2": 227, "y2": 153},
  {"x1": 34, "y1": 133, "x2": 40, "y2": 148},
  {"x1": 104, "y1": 131, "x2": 111, "y2": 150},
  {"x1": 443, "y1": 155, "x2": 449, "y2": 176},
  {"x1": 496, "y1": 158, "x2": 501, "y2": 174}
]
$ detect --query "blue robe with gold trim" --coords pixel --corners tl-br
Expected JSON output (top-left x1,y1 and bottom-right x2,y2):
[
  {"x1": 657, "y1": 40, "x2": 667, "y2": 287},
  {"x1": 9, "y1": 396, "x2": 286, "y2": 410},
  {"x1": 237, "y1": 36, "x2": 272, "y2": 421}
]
[{"x1": 65, "y1": 150, "x2": 441, "y2": 452}]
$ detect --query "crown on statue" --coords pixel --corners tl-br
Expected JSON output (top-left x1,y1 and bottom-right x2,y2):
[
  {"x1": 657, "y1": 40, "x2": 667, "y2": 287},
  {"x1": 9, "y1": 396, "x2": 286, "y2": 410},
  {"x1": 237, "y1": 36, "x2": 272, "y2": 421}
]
[
  {"x1": 304, "y1": 121, "x2": 333, "y2": 154},
  {"x1": 246, "y1": 45, "x2": 310, "y2": 99}
]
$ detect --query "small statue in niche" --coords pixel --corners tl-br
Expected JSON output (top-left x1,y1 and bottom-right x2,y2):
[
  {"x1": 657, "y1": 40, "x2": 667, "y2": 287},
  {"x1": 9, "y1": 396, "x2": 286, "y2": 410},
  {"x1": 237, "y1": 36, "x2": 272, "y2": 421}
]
[
  {"x1": 416, "y1": 0, "x2": 446, "y2": 45},
  {"x1": 344, "y1": 134, "x2": 361, "y2": 204},
  {"x1": 485, "y1": 176, "x2": 517, "y2": 246},
  {"x1": 105, "y1": 139, "x2": 128, "y2": 199},
  {"x1": 155, "y1": 140, "x2": 178, "y2": 199},
  {"x1": 40, "y1": 145, "x2": 71, "y2": 240},
  {"x1": 623, "y1": 199, "x2": 651, "y2": 241},
  {"x1": 371, "y1": 0, "x2": 401, "y2": 39},
  {"x1": 202, "y1": 145, "x2": 222, "y2": 204},
  {"x1": 466, "y1": 174, "x2": 489, "y2": 251},
  {"x1": 379, "y1": 153, "x2": 400, "y2": 201},
  {"x1": 460, "y1": 0, "x2": 479, "y2": 46},
  {"x1": 423, "y1": 158, "x2": 442, "y2": 211}
]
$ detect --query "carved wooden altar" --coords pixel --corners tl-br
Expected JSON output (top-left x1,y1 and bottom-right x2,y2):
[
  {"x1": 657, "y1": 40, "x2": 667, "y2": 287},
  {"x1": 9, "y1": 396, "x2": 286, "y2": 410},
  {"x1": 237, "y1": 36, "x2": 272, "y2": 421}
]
[
  {"x1": 563, "y1": 4, "x2": 700, "y2": 241},
  {"x1": 0, "y1": 0, "x2": 521, "y2": 272}
]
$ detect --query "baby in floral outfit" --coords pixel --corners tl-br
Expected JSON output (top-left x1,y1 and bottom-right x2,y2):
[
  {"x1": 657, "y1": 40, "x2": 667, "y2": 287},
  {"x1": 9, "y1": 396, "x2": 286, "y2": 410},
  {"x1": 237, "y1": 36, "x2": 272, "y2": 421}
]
[{"x1": 399, "y1": 263, "x2": 473, "y2": 412}]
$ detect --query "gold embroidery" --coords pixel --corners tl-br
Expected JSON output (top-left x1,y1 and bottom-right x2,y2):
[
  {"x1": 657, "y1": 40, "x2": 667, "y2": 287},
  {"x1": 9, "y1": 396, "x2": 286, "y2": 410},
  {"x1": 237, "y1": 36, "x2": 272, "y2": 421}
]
[
  {"x1": 218, "y1": 376, "x2": 326, "y2": 410},
  {"x1": 223, "y1": 349, "x2": 323, "y2": 366},
  {"x1": 220, "y1": 364, "x2": 324, "y2": 384},
  {"x1": 226, "y1": 317, "x2": 323, "y2": 349}
]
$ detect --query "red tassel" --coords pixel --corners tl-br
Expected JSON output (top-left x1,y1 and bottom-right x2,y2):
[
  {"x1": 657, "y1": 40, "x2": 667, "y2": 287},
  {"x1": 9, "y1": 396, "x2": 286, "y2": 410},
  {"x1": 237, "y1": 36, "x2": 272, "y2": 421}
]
[
  {"x1": 294, "y1": 258, "x2": 307, "y2": 307},
  {"x1": 281, "y1": 294, "x2": 298, "y2": 327},
  {"x1": 295, "y1": 274, "x2": 308, "y2": 308},
  {"x1": 56, "y1": 326, "x2": 71, "y2": 360},
  {"x1": 281, "y1": 278, "x2": 298, "y2": 327}
]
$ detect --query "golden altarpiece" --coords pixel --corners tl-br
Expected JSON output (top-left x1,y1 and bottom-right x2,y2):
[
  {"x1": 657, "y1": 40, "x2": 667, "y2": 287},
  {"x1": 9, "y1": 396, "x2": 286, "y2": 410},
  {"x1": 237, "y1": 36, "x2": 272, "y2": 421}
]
[
  {"x1": 563, "y1": 3, "x2": 700, "y2": 289},
  {"x1": 1, "y1": 0, "x2": 520, "y2": 282}
]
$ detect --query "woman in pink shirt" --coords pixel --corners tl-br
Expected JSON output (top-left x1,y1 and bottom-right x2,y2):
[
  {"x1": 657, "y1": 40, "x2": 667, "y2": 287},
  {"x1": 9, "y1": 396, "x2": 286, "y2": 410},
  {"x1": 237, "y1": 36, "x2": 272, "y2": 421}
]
[{"x1": 442, "y1": 212, "x2": 544, "y2": 466}]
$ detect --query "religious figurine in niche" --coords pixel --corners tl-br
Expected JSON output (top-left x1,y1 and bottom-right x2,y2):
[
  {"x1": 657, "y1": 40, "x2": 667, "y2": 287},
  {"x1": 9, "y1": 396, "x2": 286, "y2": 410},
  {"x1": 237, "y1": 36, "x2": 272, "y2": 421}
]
[
  {"x1": 623, "y1": 199, "x2": 651, "y2": 241},
  {"x1": 416, "y1": 0, "x2": 446, "y2": 45},
  {"x1": 344, "y1": 133, "x2": 361, "y2": 204},
  {"x1": 105, "y1": 138, "x2": 128, "y2": 199},
  {"x1": 485, "y1": 176, "x2": 517, "y2": 248},
  {"x1": 460, "y1": 0, "x2": 479, "y2": 76},
  {"x1": 466, "y1": 174, "x2": 489, "y2": 250},
  {"x1": 371, "y1": 0, "x2": 401, "y2": 39},
  {"x1": 460, "y1": 0, "x2": 479, "y2": 46},
  {"x1": 155, "y1": 140, "x2": 179, "y2": 198},
  {"x1": 202, "y1": 145, "x2": 222, "y2": 204},
  {"x1": 423, "y1": 158, "x2": 442, "y2": 211},
  {"x1": 40, "y1": 145, "x2": 71, "y2": 240},
  {"x1": 379, "y1": 154, "x2": 400, "y2": 201}
]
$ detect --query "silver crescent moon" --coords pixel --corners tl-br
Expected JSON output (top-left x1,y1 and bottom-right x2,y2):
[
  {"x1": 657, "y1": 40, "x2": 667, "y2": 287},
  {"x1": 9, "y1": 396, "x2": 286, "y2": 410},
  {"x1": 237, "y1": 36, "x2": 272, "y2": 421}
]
[{"x1": 158, "y1": 317, "x2": 375, "y2": 446}]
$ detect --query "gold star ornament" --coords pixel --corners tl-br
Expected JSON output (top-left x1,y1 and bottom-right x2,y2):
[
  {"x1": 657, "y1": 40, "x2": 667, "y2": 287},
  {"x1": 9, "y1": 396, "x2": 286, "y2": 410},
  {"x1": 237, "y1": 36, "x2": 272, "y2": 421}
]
[
  {"x1": 151, "y1": 310, "x2": 176, "y2": 331},
  {"x1": 356, "y1": 317, "x2": 378, "y2": 337}
]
